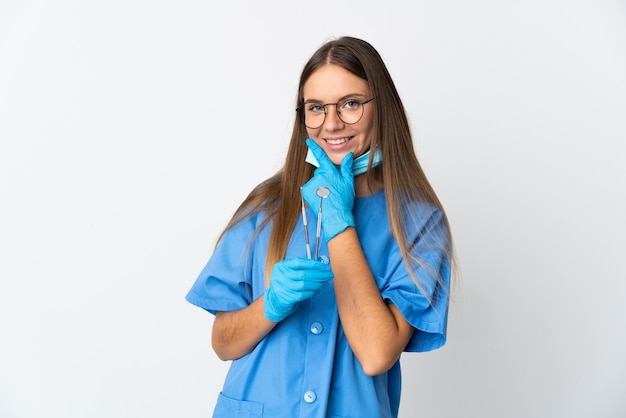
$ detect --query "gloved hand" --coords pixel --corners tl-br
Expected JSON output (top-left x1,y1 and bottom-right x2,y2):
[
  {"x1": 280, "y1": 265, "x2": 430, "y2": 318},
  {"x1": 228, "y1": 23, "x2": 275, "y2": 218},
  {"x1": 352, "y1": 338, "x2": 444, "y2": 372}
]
[
  {"x1": 264, "y1": 258, "x2": 334, "y2": 322},
  {"x1": 301, "y1": 138, "x2": 356, "y2": 242}
]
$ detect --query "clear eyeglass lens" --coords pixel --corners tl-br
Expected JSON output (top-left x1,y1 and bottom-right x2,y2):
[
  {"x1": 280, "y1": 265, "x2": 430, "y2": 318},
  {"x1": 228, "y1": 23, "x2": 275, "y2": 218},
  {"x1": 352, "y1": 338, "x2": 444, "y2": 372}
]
[{"x1": 303, "y1": 99, "x2": 365, "y2": 129}]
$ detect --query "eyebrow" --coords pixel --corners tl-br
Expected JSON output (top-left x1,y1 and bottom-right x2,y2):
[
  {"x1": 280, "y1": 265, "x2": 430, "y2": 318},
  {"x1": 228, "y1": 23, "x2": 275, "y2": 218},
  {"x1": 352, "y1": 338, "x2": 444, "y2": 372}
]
[{"x1": 302, "y1": 93, "x2": 369, "y2": 104}]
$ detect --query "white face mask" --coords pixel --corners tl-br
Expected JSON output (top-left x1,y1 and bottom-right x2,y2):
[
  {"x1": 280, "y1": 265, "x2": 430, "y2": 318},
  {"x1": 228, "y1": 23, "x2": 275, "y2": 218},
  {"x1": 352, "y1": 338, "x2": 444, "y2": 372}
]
[{"x1": 305, "y1": 147, "x2": 383, "y2": 176}]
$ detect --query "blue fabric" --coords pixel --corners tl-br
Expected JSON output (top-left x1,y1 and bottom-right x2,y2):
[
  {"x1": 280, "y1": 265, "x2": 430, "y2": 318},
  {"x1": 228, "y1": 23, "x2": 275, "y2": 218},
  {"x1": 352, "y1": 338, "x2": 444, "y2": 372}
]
[{"x1": 186, "y1": 188, "x2": 451, "y2": 418}]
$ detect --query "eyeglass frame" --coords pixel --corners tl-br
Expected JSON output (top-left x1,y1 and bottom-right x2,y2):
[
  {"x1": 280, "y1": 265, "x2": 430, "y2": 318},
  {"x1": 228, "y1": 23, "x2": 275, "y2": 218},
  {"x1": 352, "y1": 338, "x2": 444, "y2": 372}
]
[{"x1": 296, "y1": 97, "x2": 374, "y2": 129}]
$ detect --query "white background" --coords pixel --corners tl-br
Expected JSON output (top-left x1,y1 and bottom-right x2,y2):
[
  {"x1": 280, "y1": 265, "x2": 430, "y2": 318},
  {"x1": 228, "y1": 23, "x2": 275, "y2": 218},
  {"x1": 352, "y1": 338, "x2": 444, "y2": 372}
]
[{"x1": 1, "y1": 1, "x2": 625, "y2": 417}]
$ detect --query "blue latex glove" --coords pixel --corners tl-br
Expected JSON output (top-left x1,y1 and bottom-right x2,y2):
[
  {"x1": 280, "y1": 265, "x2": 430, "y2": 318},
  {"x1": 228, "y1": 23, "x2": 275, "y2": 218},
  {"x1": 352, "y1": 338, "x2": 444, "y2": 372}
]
[
  {"x1": 264, "y1": 258, "x2": 334, "y2": 322},
  {"x1": 301, "y1": 139, "x2": 356, "y2": 242}
]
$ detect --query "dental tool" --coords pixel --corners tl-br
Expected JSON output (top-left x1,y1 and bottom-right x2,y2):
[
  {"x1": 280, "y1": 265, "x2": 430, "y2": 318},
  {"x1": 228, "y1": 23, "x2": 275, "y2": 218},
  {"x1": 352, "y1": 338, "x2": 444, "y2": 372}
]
[
  {"x1": 315, "y1": 187, "x2": 330, "y2": 260},
  {"x1": 300, "y1": 190, "x2": 312, "y2": 259}
]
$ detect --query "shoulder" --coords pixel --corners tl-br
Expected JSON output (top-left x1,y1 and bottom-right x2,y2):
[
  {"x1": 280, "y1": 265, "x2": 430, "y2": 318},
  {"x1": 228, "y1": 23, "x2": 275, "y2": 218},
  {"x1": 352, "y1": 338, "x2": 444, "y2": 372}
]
[
  {"x1": 400, "y1": 199, "x2": 450, "y2": 250},
  {"x1": 225, "y1": 208, "x2": 271, "y2": 238},
  {"x1": 404, "y1": 197, "x2": 445, "y2": 224}
]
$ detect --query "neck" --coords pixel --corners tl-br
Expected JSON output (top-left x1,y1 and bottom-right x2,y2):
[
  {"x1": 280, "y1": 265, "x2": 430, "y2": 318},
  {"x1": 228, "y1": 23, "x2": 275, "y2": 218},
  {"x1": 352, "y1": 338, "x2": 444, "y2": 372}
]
[{"x1": 354, "y1": 174, "x2": 382, "y2": 198}]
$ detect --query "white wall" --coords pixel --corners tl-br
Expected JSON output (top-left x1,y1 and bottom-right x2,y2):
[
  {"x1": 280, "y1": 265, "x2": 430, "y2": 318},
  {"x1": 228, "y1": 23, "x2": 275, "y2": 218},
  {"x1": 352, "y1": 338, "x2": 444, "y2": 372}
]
[{"x1": 1, "y1": 1, "x2": 625, "y2": 417}]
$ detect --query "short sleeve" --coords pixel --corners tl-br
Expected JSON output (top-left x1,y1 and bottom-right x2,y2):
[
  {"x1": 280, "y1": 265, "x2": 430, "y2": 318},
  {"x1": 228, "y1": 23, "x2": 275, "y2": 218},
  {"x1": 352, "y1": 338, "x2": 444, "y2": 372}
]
[
  {"x1": 185, "y1": 217, "x2": 259, "y2": 315},
  {"x1": 381, "y1": 208, "x2": 451, "y2": 352}
]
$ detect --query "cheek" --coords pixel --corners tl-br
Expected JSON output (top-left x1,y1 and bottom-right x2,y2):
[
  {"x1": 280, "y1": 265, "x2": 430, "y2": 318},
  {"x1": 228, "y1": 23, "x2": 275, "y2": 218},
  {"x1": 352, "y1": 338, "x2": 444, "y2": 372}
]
[
  {"x1": 306, "y1": 128, "x2": 321, "y2": 141},
  {"x1": 362, "y1": 122, "x2": 374, "y2": 145},
  {"x1": 362, "y1": 113, "x2": 375, "y2": 133},
  {"x1": 357, "y1": 120, "x2": 374, "y2": 144}
]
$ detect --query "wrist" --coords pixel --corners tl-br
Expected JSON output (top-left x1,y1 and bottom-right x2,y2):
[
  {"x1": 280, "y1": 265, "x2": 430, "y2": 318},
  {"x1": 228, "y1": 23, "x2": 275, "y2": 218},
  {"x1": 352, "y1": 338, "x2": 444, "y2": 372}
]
[
  {"x1": 324, "y1": 211, "x2": 356, "y2": 242},
  {"x1": 263, "y1": 288, "x2": 296, "y2": 323}
]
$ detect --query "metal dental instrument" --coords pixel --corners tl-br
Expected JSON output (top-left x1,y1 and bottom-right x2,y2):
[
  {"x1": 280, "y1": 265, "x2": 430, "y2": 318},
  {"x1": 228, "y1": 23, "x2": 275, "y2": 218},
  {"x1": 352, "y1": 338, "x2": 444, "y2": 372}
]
[
  {"x1": 300, "y1": 190, "x2": 312, "y2": 259},
  {"x1": 315, "y1": 187, "x2": 331, "y2": 260}
]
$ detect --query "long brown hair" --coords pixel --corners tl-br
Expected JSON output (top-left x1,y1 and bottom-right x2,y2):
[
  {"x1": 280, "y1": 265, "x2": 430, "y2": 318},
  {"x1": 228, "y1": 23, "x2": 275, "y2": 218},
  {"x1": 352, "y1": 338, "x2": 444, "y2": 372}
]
[{"x1": 218, "y1": 36, "x2": 454, "y2": 294}]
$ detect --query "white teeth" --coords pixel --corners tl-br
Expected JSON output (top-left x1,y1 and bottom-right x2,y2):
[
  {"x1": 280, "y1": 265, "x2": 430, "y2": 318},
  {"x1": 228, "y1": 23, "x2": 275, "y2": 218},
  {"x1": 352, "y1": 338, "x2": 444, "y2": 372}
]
[{"x1": 326, "y1": 137, "x2": 350, "y2": 145}]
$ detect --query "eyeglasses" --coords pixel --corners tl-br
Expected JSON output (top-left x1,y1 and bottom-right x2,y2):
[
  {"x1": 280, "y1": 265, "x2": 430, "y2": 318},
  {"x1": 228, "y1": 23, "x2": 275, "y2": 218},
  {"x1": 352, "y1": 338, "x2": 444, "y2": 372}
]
[{"x1": 296, "y1": 97, "x2": 374, "y2": 129}]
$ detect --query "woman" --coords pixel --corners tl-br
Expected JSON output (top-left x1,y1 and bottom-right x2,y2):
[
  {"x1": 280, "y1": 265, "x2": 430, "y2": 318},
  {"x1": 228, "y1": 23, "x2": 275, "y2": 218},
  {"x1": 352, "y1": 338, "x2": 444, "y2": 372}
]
[{"x1": 186, "y1": 36, "x2": 453, "y2": 418}]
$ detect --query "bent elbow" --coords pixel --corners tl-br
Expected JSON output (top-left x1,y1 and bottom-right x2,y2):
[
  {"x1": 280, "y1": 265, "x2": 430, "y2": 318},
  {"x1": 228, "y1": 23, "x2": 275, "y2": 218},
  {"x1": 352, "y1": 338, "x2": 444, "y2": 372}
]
[
  {"x1": 361, "y1": 361, "x2": 394, "y2": 376},
  {"x1": 211, "y1": 341, "x2": 246, "y2": 362},
  {"x1": 211, "y1": 342, "x2": 233, "y2": 361},
  {"x1": 358, "y1": 352, "x2": 400, "y2": 376}
]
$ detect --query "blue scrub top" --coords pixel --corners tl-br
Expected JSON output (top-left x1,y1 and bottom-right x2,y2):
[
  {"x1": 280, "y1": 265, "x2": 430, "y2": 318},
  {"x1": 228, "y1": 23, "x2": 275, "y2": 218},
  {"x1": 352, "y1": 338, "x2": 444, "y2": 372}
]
[{"x1": 186, "y1": 189, "x2": 451, "y2": 418}]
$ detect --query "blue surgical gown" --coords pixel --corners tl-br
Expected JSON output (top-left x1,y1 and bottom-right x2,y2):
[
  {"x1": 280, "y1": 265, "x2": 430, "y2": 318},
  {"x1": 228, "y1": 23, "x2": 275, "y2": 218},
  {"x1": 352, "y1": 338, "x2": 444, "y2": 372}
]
[{"x1": 186, "y1": 188, "x2": 451, "y2": 418}]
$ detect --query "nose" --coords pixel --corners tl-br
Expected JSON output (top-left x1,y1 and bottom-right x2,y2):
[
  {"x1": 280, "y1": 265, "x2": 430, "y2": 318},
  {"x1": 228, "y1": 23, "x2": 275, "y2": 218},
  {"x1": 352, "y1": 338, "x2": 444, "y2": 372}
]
[{"x1": 323, "y1": 104, "x2": 344, "y2": 130}]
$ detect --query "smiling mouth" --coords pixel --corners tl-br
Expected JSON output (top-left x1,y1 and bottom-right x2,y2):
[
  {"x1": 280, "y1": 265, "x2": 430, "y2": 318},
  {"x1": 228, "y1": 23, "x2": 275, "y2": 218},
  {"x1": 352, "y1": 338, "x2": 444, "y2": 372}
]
[{"x1": 325, "y1": 136, "x2": 352, "y2": 145}]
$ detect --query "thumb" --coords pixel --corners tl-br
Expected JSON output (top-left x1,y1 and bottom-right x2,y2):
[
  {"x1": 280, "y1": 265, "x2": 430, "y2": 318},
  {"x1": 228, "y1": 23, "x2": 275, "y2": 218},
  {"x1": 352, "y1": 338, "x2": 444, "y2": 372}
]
[{"x1": 340, "y1": 152, "x2": 354, "y2": 178}]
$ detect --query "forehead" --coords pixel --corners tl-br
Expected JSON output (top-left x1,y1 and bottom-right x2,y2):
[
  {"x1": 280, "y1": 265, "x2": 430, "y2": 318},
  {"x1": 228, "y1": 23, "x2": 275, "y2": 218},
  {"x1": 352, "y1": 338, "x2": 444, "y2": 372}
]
[{"x1": 303, "y1": 64, "x2": 370, "y2": 101}]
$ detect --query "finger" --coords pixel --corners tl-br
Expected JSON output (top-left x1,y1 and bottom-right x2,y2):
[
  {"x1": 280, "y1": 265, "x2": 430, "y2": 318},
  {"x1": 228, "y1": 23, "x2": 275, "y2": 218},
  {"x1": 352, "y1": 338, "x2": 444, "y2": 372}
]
[
  {"x1": 292, "y1": 274, "x2": 333, "y2": 292},
  {"x1": 300, "y1": 176, "x2": 321, "y2": 210},
  {"x1": 340, "y1": 152, "x2": 354, "y2": 178},
  {"x1": 289, "y1": 266, "x2": 334, "y2": 282},
  {"x1": 282, "y1": 258, "x2": 325, "y2": 270},
  {"x1": 305, "y1": 138, "x2": 334, "y2": 170}
]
